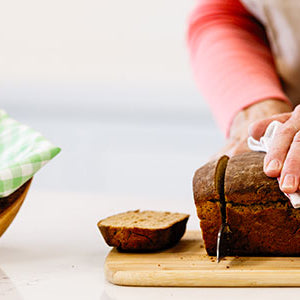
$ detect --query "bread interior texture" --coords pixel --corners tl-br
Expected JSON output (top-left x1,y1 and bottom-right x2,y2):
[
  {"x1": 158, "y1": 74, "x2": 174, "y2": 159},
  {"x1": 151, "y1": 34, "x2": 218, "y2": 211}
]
[
  {"x1": 99, "y1": 210, "x2": 189, "y2": 229},
  {"x1": 214, "y1": 155, "x2": 229, "y2": 222}
]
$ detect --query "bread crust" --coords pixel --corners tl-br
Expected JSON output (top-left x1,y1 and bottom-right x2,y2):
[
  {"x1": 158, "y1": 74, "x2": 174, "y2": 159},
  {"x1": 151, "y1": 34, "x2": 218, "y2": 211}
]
[
  {"x1": 98, "y1": 212, "x2": 189, "y2": 251},
  {"x1": 193, "y1": 159, "x2": 221, "y2": 204},
  {"x1": 225, "y1": 152, "x2": 289, "y2": 205},
  {"x1": 226, "y1": 202, "x2": 300, "y2": 255}
]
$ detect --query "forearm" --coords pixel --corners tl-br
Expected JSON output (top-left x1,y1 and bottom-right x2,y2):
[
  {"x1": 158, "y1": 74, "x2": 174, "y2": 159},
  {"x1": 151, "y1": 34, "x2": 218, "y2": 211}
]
[{"x1": 187, "y1": 0, "x2": 291, "y2": 136}]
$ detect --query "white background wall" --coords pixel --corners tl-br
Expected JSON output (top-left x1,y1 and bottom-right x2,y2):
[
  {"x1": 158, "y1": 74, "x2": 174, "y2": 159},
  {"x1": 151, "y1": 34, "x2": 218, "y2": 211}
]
[
  {"x1": 0, "y1": 0, "x2": 224, "y2": 204},
  {"x1": 0, "y1": 0, "x2": 210, "y2": 119}
]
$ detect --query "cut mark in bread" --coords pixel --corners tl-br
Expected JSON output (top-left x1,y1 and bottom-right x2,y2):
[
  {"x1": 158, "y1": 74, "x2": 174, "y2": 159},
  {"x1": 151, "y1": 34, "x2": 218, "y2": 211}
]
[{"x1": 215, "y1": 156, "x2": 229, "y2": 223}]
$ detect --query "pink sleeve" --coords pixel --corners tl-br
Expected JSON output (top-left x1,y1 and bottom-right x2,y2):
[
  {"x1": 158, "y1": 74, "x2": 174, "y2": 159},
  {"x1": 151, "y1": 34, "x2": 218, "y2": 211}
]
[{"x1": 186, "y1": 0, "x2": 291, "y2": 136}]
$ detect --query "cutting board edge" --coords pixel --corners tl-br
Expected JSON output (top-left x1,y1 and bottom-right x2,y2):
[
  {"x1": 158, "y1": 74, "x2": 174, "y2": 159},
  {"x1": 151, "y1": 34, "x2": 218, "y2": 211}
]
[{"x1": 104, "y1": 267, "x2": 300, "y2": 287}]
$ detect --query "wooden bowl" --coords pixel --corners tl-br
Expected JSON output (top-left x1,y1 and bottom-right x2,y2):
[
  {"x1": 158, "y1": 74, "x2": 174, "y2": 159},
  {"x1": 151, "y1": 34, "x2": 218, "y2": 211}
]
[{"x1": 0, "y1": 179, "x2": 32, "y2": 237}]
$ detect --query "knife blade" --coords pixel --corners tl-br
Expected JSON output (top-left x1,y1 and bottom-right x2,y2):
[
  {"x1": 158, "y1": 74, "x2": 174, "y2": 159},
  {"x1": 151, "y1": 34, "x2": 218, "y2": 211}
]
[{"x1": 216, "y1": 222, "x2": 232, "y2": 263}]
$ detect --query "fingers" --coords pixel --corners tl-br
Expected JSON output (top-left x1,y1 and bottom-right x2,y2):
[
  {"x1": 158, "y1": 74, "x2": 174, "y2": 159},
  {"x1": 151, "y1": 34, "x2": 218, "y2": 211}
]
[
  {"x1": 263, "y1": 106, "x2": 300, "y2": 179},
  {"x1": 279, "y1": 131, "x2": 300, "y2": 193},
  {"x1": 248, "y1": 112, "x2": 291, "y2": 140},
  {"x1": 263, "y1": 119, "x2": 298, "y2": 178}
]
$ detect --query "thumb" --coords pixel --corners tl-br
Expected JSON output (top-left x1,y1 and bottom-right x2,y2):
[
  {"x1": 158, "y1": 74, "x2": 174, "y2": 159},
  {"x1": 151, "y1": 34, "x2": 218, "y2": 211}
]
[{"x1": 248, "y1": 112, "x2": 291, "y2": 140}]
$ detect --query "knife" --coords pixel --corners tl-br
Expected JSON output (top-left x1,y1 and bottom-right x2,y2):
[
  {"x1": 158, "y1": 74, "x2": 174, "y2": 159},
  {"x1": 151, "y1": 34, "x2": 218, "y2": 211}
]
[{"x1": 216, "y1": 222, "x2": 232, "y2": 262}]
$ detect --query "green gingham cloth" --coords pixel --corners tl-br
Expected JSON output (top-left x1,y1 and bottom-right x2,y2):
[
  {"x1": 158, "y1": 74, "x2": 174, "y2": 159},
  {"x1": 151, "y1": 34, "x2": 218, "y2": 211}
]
[{"x1": 0, "y1": 110, "x2": 61, "y2": 197}]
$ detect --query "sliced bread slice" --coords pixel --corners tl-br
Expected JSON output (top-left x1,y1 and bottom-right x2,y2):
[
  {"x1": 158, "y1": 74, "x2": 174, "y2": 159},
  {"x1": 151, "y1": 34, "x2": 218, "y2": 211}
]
[
  {"x1": 98, "y1": 210, "x2": 189, "y2": 251},
  {"x1": 193, "y1": 155, "x2": 229, "y2": 255}
]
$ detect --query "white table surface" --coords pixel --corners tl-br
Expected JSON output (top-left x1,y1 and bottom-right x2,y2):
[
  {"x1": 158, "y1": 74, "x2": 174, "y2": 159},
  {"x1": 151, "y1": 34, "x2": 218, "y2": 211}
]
[
  {"x1": 0, "y1": 189, "x2": 299, "y2": 300},
  {"x1": 0, "y1": 118, "x2": 300, "y2": 299}
]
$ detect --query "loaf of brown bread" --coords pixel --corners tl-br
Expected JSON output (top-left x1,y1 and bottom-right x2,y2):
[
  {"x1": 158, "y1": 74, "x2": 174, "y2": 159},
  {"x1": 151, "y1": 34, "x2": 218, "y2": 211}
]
[
  {"x1": 193, "y1": 151, "x2": 300, "y2": 256},
  {"x1": 98, "y1": 210, "x2": 189, "y2": 251}
]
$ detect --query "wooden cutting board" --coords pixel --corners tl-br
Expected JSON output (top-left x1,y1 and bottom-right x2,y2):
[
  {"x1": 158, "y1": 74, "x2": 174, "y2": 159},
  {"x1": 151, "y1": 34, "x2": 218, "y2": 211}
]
[{"x1": 105, "y1": 230, "x2": 300, "y2": 287}]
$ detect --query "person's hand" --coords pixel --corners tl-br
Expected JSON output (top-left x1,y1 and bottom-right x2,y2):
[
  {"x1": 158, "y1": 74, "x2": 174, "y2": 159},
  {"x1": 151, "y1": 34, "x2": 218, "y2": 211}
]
[
  {"x1": 249, "y1": 105, "x2": 300, "y2": 194},
  {"x1": 214, "y1": 99, "x2": 292, "y2": 160}
]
